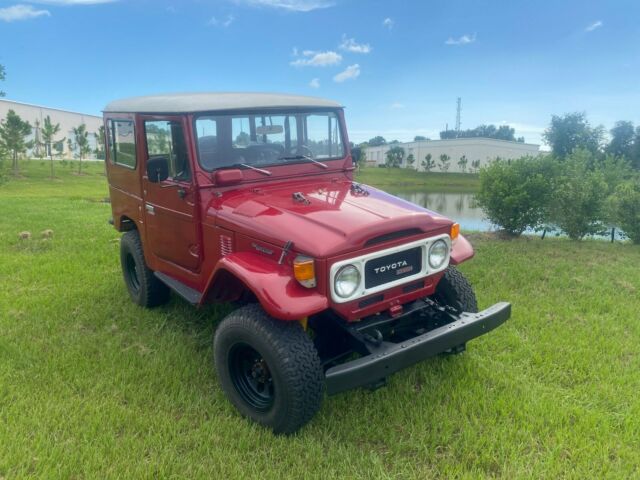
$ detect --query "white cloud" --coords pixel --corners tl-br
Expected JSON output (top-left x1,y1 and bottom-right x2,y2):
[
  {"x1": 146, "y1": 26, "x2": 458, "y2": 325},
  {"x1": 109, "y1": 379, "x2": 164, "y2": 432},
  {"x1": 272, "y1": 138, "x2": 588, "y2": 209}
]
[
  {"x1": 382, "y1": 17, "x2": 394, "y2": 29},
  {"x1": 445, "y1": 33, "x2": 476, "y2": 45},
  {"x1": 585, "y1": 20, "x2": 603, "y2": 32},
  {"x1": 333, "y1": 64, "x2": 360, "y2": 83},
  {"x1": 390, "y1": 102, "x2": 405, "y2": 109},
  {"x1": 309, "y1": 78, "x2": 320, "y2": 88},
  {"x1": 235, "y1": 0, "x2": 333, "y2": 12},
  {"x1": 291, "y1": 50, "x2": 342, "y2": 67},
  {"x1": 0, "y1": 4, "x2": 50, "y2": 21},
  {"x1": 208, "y1": 14, "x2": 235, "y2": 27},
  {"x1": 339, "y1": 35, "x2": 371, "y2": 54}
]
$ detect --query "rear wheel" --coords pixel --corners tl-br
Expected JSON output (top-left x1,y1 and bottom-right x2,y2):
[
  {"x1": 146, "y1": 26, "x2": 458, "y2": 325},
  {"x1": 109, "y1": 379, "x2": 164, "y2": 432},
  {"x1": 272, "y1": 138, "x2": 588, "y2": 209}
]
[
  {"x1": 120, "y1": 230, "x2": 170, "y2": 308},
  {"x1": 214, "y1": 304, "x2": 324, "y2": 434},
  {"x1": 434, "y1": 266, "x2": 478, "y2": 354}
]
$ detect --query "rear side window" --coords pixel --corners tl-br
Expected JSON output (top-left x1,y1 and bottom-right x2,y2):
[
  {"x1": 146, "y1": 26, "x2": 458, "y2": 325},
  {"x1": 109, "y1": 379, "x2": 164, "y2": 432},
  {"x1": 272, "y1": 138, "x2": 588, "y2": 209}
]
[
  {"x1": 110, "y1": 120, "x2": 136, "y2": 168},
  {"x1": 144, "y1": 120, "x2": 191, "y2": 182}
]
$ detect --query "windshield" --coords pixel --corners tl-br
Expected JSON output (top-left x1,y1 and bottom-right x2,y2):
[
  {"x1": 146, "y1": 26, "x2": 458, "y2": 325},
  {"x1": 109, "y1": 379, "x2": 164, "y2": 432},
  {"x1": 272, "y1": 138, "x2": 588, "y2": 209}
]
[{"x1": 195, "y1": 110, "x2": 345, "y2": 171}]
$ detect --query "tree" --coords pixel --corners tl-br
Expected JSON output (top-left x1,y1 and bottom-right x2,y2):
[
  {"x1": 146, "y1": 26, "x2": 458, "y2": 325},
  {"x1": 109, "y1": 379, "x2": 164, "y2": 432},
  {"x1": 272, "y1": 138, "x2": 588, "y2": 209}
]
[
  {"x1": 634, "y1": 126, "x2": 640, "y2": 170},
  {"x1": 0, "y1": 64, "x2": 5, "y2": 97},
  {"x1": 438, "y1": 154, "x2": 451, "y2": 172},
  {"x1": 607, "y1": 121, "x2": 635, "y2": 160},
  {"x1": 550, "y1": 149, "x2": 609, "y2": 240},
  {"x1": 414, "y1": 135, "x2": 428, "y2": 141},
  {"x1": 406, "y1": 153, "x2": 415, "y2": 168},
  {"x1": 385, "y1": 146, "x2": 404, "y2": 168},
  {"x1": 32, "y1": 119, "x2": 44, "y2": 160},
  {"x1": 471, "y1": 159, "x2": 481, "y2": 173},
  {"x1": 0, "y1": 110, "x2": 32, "y2": 174},
  {"x1": 94, "y1": 125, "x2": 106, "y2": 159},
  {"x1": 421, "y1": 153, "x2": 435, "y2": 172},
  {"x1": 457, "y1": 155, "x2": 468, "y2": 173},
  {"x1": 542, "y1": 112, "x2": 605, "y2": 158},
  {"x1": 608, "y1": 180, "x2": 640, "y2": 244},
  {"x1": 73, "y1": 124, "x2": 91, "y2": 174},
  {"x1": 367, "y1": 136, "x2": 386, "y2": 147},
  {"x1": 476, "y1": 155, "x2": 557, "y2": 236},
  {"x1": 41, "y1": 116, "x2": 63, "y2": 178},
  {"x1": 67, "y1": 138, "x2": 74, "y2": 158}
]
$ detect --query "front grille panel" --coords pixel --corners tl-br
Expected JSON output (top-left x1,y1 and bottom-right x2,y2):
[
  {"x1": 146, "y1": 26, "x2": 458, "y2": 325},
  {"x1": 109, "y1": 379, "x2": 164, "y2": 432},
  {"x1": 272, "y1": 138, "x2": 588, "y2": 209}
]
[{"x1": 364, "y1": 246, "x2": 422, "y2": 289}]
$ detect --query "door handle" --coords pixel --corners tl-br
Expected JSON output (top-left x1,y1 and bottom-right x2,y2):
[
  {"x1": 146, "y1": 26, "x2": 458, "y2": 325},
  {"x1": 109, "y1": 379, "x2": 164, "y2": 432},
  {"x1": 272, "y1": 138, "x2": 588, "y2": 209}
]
[{"x1": 145, "y1": 204, "x2": 155, "y2": 215}]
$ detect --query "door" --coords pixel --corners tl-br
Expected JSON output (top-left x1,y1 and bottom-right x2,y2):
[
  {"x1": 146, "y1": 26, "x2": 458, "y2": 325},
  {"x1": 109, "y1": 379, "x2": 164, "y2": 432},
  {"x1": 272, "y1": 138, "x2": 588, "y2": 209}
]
[{"x1": 142, "y1": 116, "x2": 201, "y2": 271}]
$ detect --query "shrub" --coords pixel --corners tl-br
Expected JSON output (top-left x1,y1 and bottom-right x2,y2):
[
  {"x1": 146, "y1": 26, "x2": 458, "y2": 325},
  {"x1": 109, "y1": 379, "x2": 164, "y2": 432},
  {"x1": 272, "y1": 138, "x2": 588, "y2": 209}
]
[
  {"x1": 549, "y1": 150, "x2": 609, "y2": 240},
  {"x1": 608, "y1": 180, "x2": 640, "y2": 244},
  {"x1": 475, "y1": 155, "x2": 556, "y2": 236}
]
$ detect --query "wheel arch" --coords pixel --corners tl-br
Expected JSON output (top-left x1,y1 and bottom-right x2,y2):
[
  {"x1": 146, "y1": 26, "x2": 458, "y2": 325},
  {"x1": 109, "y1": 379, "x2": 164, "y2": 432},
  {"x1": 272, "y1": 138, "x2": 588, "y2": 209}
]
[{"x1": 201, "y1": 252, "x2": 329, "y2": 321}]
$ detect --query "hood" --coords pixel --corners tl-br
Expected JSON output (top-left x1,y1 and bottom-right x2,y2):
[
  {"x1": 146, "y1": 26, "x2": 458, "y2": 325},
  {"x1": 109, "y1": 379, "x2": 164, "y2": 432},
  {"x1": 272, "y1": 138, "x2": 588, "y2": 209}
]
[{"x1": 210, "y1": 178, "x2": 453, "y2": 258}]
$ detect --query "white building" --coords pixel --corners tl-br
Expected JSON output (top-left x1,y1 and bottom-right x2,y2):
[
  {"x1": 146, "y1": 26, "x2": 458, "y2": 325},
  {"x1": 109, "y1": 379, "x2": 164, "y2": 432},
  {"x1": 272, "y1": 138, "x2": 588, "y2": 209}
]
[
  {"x1": 365, "y1": 137, "x2": 540, "y2": 173},
  {"x1": 0, "y1": 98, "x2": 103, "y2": 159}
]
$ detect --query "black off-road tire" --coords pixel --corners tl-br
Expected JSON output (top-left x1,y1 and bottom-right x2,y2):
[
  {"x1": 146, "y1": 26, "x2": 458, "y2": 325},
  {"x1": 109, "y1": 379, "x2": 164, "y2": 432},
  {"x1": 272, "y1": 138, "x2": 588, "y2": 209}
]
[
  {"x1": 434, "y1": 266, "x2": 478, "y2": 354},
  {"x1": 120, "y1": 230, "x2": 170, "y2": 308},
  {"x1": 214, "y1": 304, "x2": 324, "y2": 434}
]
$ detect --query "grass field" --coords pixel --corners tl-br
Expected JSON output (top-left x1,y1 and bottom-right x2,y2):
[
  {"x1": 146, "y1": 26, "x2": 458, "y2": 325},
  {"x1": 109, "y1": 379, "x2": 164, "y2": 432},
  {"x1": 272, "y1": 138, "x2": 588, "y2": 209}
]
[
  {"x1": 1, "y1": 161, "x2": 639, "y2": 478},
  {"x1": 355, "y1": 167, "x2": 479, "y2": 192}
]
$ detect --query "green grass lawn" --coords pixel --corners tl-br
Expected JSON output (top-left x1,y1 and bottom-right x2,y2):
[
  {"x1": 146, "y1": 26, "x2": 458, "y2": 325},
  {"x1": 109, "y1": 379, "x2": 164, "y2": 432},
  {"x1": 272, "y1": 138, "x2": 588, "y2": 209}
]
[
  {"x1": 355, "y1": 166, "x2": 480, "y2": 192},
  {"x1": 1, "y1": 161, "x2": 639, "y2": 478}
]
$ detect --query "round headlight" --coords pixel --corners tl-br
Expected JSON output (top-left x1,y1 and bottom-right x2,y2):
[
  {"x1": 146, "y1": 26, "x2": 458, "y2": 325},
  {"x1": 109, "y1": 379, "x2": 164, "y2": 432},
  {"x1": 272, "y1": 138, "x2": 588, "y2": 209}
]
[
  {"x1": 334, "y1": 264, "x2": 361, "y2": 298},
  {"x1": 428, "y1": 239, "x2": 449, "y2": 269}
]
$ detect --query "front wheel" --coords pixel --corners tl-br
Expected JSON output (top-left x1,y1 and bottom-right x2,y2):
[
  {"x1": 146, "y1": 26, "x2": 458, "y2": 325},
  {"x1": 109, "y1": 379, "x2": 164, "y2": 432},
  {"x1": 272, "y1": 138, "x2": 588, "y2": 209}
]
[
  {"x1": 433, "y1": 266, "x2": 478, "y2": 354},
  {"x1": 214, "y1": 304, "x2": 324, "y2": 434}
]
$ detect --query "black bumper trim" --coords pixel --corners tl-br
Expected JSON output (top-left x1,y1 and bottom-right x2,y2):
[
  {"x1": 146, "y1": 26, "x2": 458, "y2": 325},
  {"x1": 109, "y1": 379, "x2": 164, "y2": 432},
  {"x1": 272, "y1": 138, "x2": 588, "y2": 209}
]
[{"x1": 324, "y1": 301, "x2": 511, "y2": 395}]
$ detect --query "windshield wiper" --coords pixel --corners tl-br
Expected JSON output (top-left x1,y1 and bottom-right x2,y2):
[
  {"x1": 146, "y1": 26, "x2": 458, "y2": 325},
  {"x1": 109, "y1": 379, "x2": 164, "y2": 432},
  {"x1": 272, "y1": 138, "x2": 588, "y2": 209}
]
[
  {"x1": 279, "y1": 155, "x2": 328, "y2": 169},
  {"x1": 239, "y1": 163, "x2": 272, "y2": 176}
]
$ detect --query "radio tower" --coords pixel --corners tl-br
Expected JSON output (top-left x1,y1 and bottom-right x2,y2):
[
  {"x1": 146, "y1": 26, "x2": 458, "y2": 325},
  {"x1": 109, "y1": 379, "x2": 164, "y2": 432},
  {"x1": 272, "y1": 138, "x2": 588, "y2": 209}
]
[{"x1": 455, "y1": 97, "x2": 462, "y2": 132}]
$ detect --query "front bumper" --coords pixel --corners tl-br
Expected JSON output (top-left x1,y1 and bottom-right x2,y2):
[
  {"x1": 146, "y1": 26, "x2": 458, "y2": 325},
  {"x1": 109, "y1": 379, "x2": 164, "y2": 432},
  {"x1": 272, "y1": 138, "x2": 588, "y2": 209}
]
[{"x1": 324, "y1": 301, "x2": 511, "y2": 395}]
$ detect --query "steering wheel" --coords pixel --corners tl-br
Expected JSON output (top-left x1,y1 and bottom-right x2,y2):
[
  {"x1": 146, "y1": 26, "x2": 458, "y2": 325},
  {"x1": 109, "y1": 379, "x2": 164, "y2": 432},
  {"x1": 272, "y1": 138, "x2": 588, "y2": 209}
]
[{"x1": 296, "y1": 145, "x2": 315, "y2": 158}]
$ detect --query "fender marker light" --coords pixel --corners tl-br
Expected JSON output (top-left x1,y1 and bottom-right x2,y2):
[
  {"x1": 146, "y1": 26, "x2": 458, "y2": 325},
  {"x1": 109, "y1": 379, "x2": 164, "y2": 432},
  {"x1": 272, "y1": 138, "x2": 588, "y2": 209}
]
[
  {"x1": 450, "y1": 223, "x2": 460, "y2": 240},
  {"x1": 294, "y1": 255, "x2": 316, "y2": 288}
]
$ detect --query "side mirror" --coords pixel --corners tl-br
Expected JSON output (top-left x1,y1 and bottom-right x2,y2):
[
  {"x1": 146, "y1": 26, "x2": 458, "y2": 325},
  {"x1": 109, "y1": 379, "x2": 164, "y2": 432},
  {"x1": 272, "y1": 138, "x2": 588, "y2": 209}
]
[
  {"x1": 214, "y1": 168, "x2": 243, "y2": 186},
  {"x1": 147, "y1": 156, "x2": 169, "y2": 183}
]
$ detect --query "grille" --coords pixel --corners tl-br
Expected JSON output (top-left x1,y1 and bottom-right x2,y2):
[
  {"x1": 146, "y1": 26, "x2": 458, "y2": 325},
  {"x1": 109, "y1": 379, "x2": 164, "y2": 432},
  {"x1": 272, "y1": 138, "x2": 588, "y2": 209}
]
[
  {"x1": 219, "y1": 235, "x2": 233, "y2": 256},
  {"x1": 364, "y1": 246, "x2": 422, "y2": 289}
]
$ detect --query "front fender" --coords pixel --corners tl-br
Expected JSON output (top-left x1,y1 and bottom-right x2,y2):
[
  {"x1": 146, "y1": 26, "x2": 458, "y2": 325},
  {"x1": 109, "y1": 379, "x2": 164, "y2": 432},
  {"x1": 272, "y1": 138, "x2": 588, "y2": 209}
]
[
  {"x1": 450, "y1": 234, "x2": 475, "y2": 265},
  {"x1": 202, "y1": 252, "x2": 329, "y2": 321}
]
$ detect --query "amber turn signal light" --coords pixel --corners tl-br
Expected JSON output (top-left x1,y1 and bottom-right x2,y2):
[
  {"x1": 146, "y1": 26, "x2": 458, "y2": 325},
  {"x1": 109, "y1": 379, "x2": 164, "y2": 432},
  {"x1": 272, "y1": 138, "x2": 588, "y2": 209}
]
[
  {"x1": 293, "y1": 255, "x2": 316, "y2": 288},
  {"x1": 450, "y1": 223, "x2": 460, "y2": 240}
]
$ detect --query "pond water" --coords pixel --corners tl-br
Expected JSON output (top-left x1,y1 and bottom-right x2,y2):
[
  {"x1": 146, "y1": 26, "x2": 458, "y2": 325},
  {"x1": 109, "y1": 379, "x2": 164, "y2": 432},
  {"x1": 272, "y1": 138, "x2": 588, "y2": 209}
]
[
  {"x1": 387, "y1": 187, "x2": 626, "y2": 240},
  {"x1": 387, "y1": 189, "x2": 491, "y2": 232}
]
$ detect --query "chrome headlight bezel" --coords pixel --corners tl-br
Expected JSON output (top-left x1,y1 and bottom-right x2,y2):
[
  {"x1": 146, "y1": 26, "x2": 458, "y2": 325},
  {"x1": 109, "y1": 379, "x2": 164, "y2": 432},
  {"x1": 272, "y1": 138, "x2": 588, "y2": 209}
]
[
  {"x1": 428, "y1": 239, "x2": 449, "y2": 269},
  {"x1": 334, "y1": 264, "x2": 361, "y2": 299}
]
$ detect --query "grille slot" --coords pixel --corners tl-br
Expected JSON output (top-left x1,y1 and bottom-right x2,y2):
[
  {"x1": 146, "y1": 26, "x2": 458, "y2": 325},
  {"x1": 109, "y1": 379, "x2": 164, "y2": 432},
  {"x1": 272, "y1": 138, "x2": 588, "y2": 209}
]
[{"x1": 364, "y1": 229, "x2": 422, "y2": 247}]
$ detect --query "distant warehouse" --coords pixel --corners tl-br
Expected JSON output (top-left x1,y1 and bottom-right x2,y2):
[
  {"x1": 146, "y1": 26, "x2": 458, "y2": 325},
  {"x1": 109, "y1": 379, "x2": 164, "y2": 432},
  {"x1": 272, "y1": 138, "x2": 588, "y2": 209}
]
[
  {"x1": 0, "y1": 98, "x2": 102, "y2": 159},
  {"x1": 365, "y1": 137, "x2": 540, "y2": 173}
]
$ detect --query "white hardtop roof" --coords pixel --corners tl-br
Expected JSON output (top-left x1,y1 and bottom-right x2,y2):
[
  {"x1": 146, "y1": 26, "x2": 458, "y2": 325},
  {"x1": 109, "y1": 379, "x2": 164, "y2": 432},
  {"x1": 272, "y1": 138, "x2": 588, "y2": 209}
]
[{"x1": 104, "y1": 92, "x2": 342, "y2": 114}]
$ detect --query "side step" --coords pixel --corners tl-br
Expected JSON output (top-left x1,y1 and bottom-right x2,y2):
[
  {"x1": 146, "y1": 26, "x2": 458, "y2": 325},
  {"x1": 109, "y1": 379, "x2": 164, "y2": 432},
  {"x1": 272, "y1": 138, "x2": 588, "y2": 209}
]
[{"x1": 154, "y1": 272, "x2": 202, "y2": 304}]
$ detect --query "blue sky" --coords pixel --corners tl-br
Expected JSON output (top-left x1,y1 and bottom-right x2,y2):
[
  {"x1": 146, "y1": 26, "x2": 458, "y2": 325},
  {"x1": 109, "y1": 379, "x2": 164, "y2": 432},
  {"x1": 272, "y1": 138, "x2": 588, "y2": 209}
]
[{"x1": 1, "y1": 0, "x2": 639, "y2": 146}]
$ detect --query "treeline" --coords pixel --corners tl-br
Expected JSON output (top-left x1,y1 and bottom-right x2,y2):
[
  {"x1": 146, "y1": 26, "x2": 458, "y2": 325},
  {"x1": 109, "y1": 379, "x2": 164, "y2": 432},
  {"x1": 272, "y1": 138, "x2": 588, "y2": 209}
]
[
  {"x1": 440, "y1": 124, "x2": 525, "y2": 143},
  {"x1": 0, "y1": 109, "x2": 104, "y2": 182},
  {"x1": 477, "y1": 112, "x2": 640, "y2": 243}
]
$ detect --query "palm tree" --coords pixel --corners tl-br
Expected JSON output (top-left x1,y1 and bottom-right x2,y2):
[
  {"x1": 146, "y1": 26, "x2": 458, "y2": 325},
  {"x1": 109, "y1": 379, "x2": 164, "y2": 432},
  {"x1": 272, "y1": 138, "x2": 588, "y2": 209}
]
[
  {"x1": 41, "y1": 116, "x2": 63, "y2": 178},
  {"x1": 73, "y1": 124, "x2": 90, "y2": 175}
]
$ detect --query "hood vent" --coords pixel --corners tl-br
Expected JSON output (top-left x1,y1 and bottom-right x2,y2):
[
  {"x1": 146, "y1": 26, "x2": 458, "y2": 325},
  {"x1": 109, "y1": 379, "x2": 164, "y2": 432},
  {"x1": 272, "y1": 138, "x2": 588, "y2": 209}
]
[
  {"x1": 364, "y1": 229, "x2": 422, "y2": 247},
  {"x1": 220, "y1": 235, "x2": 233, "y2": 256}
]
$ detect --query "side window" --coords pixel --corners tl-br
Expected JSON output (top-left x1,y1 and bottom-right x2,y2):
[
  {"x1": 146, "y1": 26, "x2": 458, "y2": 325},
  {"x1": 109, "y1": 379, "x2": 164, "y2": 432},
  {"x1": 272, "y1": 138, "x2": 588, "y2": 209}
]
[
  {"x1": 110, "y1": 120, "x2": 136, "y2": 168},
  {"x1": 144, "y1": 120, "x2": 191, "y2": 181},
  {"x1": 195, "y1": 118, "x2": 218, "y2": 170}
]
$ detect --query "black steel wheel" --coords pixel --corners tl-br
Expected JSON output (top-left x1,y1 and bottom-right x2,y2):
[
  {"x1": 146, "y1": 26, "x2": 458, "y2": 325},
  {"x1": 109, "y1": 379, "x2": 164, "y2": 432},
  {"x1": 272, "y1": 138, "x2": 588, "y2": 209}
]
[
  {"x1": 120, "y1": 230, "x2": 170, "y2": 308},
  {"x1": 214, "y1": 304, "x2": 324, "y2": 434},
  {"x1": 228, "y1": 343, "x2": 275, "y2": 412}
]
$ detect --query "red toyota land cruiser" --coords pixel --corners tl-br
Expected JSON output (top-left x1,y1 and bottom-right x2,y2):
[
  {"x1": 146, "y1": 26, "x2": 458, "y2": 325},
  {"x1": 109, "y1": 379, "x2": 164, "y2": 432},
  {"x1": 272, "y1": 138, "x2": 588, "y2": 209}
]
[{"x1": 104, "y1": 93, "x2": 510, "y2": 434}]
